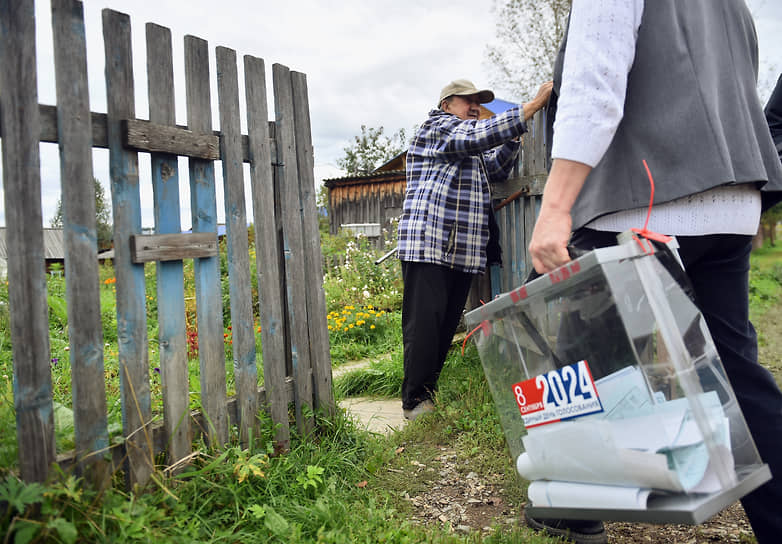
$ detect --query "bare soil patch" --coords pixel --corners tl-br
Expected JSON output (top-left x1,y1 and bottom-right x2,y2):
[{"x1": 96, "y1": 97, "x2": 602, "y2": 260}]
[{"x1": 403, "y1": 446, "x2": 756, "y2": 542}]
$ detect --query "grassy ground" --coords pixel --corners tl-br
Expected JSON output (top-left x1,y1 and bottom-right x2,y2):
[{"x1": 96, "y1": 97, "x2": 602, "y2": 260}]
[{"x1": 2, "y1": 241, "x2": 780, "y2": 543}]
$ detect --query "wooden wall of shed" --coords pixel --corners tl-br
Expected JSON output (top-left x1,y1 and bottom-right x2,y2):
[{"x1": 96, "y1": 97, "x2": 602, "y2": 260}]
[{"x1": 328, "y1": 178, "x2": 405, "y2": 246}]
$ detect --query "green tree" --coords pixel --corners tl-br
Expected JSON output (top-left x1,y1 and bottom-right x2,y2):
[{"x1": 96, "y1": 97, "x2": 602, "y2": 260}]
[
  {"x1": 484, "y1": 0, "x2": 571, "y2": 101},
  {"x1": 50, "y1": 178, "x2": 113, "y2": 251},
  {"x1": 337, "y1": 125, "x2": 408, "y2": 176}
]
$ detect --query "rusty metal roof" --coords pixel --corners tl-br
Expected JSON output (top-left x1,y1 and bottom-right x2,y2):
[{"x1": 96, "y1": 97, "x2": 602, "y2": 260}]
[{"x1": 323, "y1": 169, "x2": 405, "y2": 187}]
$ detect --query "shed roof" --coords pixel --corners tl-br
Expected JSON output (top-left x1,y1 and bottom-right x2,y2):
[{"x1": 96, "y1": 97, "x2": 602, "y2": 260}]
[
  {"x1": 0, "y1": 227, "x2": 65, "y2": 260},
  {"x1": 323, "y1": 170, "x2": 405, "y2": 188}
]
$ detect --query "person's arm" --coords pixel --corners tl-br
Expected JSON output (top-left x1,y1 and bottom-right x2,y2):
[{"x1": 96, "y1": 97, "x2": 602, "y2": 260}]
[
  {"x1": 529, "y1": 0, "x2": 643, "y2": 273},
  {"x1": 528, "y1": 159, "x2": 591, "y2": 273}
]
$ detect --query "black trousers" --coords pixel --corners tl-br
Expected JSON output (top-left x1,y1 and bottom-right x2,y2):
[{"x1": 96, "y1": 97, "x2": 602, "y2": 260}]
[
  {"x1": 401, "y1": 261, "x2": 474, "y2": 410},
  {"x1": 571, "y1": 229, "x2": 782, "y2": 543}
]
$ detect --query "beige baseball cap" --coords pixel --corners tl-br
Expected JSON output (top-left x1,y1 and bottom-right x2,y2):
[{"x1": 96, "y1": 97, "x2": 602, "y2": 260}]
[{"x1": 438, "y1": 79, "x2": 495, "y2": 107}]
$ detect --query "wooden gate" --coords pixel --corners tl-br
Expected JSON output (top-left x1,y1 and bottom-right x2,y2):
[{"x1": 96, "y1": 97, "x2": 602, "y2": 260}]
[
  {"x1": 467, "y1": 110, "x2": 549, "y2": 309},
  {"x1": 0, "y1": 0, "x2": 333, "y2": 489}
]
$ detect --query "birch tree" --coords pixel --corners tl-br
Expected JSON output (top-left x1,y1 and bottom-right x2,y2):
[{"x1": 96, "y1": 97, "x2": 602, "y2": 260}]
[{"x1": 485, "y1": 0, "x2": 571, "y2": 101}]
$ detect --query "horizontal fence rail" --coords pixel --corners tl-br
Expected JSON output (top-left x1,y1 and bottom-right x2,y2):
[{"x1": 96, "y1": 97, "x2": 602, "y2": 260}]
[{"x1": 0, "y1": 0, "x2": 334, "y2": 488}]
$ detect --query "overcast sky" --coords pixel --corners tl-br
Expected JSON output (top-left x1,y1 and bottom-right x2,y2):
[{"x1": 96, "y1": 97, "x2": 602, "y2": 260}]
[{"x1": 0, "y1": 0, "x2": 780, "y2": 229}]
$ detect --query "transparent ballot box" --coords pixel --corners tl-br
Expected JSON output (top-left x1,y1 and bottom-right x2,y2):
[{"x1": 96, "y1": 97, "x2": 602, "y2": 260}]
[{"x1": 464, "y1": 234, "x2": 771, "y2": 524}]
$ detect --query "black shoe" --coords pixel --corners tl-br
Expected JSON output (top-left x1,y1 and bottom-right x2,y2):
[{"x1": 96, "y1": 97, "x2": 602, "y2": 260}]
[{"x1": 524, "y1": 508, "x2": 607, "y2": 544}]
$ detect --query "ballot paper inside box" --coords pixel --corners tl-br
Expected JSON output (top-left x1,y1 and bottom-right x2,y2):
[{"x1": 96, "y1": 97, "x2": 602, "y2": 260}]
[{"x1": 464, "y1": 233, "x2": 771, "y2": 524}]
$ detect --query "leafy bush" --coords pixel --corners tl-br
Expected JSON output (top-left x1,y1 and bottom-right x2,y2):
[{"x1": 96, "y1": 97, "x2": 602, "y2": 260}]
[{"x1": 323, "y1": 233, "x2": 402, "y2": 313}]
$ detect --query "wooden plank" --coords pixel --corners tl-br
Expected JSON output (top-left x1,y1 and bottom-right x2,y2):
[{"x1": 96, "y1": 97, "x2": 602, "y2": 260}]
[
  {"x1": 57, "y1": 378, "x2": 296, "y2": 471},
  {"x1": 291, "y1": 71, "x2": 335, "y2": 416},
  {"x1": 2, "y1": 105, "x2": 269, "y2": 163},
  {"x1": 216, "y1": 45, "x2": 258, "y2": 446},
  {"x1": 184, "y1": 34, "x2": 228, "y2": 448},
  {"x1": 146, "y1": 22, "x2": 191, "y2": 469},
  {"x1": 244, "y1": 55, "x2": 290, "y2": 451},
  {"x1": 102, "y1": 8, "x2": 153, "y2": 489},
  {"x1": 0, "y1": 0, "x2": 56, "y2": 483},
  {"x1": 51, "y1": 0, "x2": 110, "y2": 487},
  {"x1": 273, "y1": 63, "x2": 314, "y2": 434},
  {"x1": 130, "y1": 232, "x2": 218, "y2": 263},
  {"x1": 123, "y1": 118, "x2": 220, "y2": 160}
]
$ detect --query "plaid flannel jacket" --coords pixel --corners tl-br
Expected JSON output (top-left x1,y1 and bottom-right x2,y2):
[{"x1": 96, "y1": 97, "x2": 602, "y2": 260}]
[{"x1": 397, "y1": 107, "x2": 527, "y2": 274}]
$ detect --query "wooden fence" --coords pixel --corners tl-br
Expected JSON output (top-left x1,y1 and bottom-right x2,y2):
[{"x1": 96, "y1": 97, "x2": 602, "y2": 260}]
[
  {"x1": 490, "y1": 110, "x2": 550, "y2": 295},
  {"x1": 467, "y1": 110, "x2": 549, "y2": 310},
  {"x1": 0, "y1": 0, "x2": 334, "y2": 489}
]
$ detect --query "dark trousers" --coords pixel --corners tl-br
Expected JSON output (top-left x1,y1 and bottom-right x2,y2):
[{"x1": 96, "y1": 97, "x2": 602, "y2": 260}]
[
  {"x1": 401, "y1": 261, "x2": 474, "y2": 410},
  {"x1": 571, "y1": 229, "x2": 782, "y2": 543}
]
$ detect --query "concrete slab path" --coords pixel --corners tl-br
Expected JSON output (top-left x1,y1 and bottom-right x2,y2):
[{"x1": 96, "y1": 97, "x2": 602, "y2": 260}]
[{"x1": 339, "y1": 397, "x2": 407, "y2": 434}]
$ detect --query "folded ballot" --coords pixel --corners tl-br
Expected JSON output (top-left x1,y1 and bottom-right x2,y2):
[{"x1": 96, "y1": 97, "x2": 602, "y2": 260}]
[{"x1": 517, "y1": 366, "x2": 736, "y2": 509}]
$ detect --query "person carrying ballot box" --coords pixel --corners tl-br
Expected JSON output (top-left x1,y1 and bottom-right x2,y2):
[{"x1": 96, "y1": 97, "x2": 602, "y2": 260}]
[{"x1": 527, "y1": 1, "x2": 782, "y2": 543}]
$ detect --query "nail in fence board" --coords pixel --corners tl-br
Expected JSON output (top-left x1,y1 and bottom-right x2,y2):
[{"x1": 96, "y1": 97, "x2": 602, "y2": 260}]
[
  {"x1": 291, "y1": 72, "x2": 334, "y2": 416},
  {"x1": 216, "y1": 45, "x2": 259, "y2": 447},
  {"x1": 184, "y1": 34, "x2": 229, "y2": 448},
  {"x1": 273, "y1": 63, "x2": 314, "y2": 434},
  {"x1": 52, "y1": 0, "x2": 110, "y2": 486},
  {"x1": 245, "y1": 55, "x2": 291, "y2": 451},
  {"x1": 145, "y1": 22, "x2": 192, "y2": 469},
  {"x1": 0, "y1": 0, "x2": 56, "y2": 483},
  {"x1": 103, "y1": 8, "x2": 153, "y2": 488}
]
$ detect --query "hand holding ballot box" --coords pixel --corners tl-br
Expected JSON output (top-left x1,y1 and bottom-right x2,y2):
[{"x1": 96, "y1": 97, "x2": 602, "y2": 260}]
[{"x1": 464, "y1": 233, "x2": 771, "y2": 524}]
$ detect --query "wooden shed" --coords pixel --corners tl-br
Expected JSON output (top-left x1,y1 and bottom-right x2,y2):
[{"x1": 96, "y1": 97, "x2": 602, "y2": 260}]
[
  {"x1": 0, "y1": 227, "x2": 65, "y2": 278},
  {"x1": 323, "y1": 165, "x2": 406, "y2": 247}
]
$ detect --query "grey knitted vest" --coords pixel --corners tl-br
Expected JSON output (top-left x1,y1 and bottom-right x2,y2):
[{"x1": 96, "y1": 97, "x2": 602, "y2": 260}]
[{"x1": 551, "y1": 0, "x2": 782, "y2": 230}]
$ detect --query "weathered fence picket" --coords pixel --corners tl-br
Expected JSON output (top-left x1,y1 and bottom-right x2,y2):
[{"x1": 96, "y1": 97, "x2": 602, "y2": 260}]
[
  {"x1": 244, "y1": 55, "x2": 291, "y2": 451},
  {"x1": 103, "y1": 8, "x2": 154, "y2": 487},
  {"x1": 291, "y1": 73, "x2": 335, "y2": 417},
  {"x1": 273, "y1": 63, "x2": 314, "y2": 434},
  {"x1": 0, "y1": 0, "x2": 334, "y2": 488},
  {"x1": 0, "y1": 0, "x2": 56, "y2": 484},
  {"x1": 146, "y1": 22, "x2": 191, "y2": 468},
  {"x1": 216, "y1": 45, "x2": 259, "y2": 447},
  {"x1": 185, "y1": 34, "x2": 230, "y2": 450},
  {"x1": 489, "y1": 110, "x2": 550, "y2": 295},
  {"x1": 51, "y1": 0, "x2": 110, "y2": 486}
]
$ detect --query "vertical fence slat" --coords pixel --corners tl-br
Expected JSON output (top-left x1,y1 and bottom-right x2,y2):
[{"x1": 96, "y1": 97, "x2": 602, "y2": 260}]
[
  {"x1": 0, "y1": 0, "x2": 55, "y2": 483},
  {"x1": 52, "y1": 0, "x2": 110, "y2": 485},
  {"x1": 146, "y1": 22, "x2": 191, "y2": 467},
  {"x1": 244, "y1": 55, "x2": 290, "y2": 451},
  {"x1": 216, "y1": 46, "x2": 258, "y2": 445},
  {"x1": 273, "y1": 63, "x2": 314, "y2": 433},
  {"x1": 184, "y1": 35, "x2": 228, "y2": 448},
  {"x1": 290, "y1": 71, "x2": 334, "y2": 416},
  {"x1": 102, "y1": 8, "x2": 152, "y2": 488}
]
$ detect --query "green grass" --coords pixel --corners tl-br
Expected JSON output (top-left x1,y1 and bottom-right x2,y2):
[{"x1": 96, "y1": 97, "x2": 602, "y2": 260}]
[
  {"x1": 749, "y1": 242, "x2": 782, "y2": 319},
  {"x1": 0, "y1": 349, "x2": 560, "y2": 543},
  {"x1": 2, "y1": 233, "x2": 780, "y2": 543}
]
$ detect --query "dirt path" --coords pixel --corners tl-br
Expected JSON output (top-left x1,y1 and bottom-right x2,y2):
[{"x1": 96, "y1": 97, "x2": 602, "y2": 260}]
[{"x1": 399, "y1": 299, "x2": 782, "y2": 542}]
